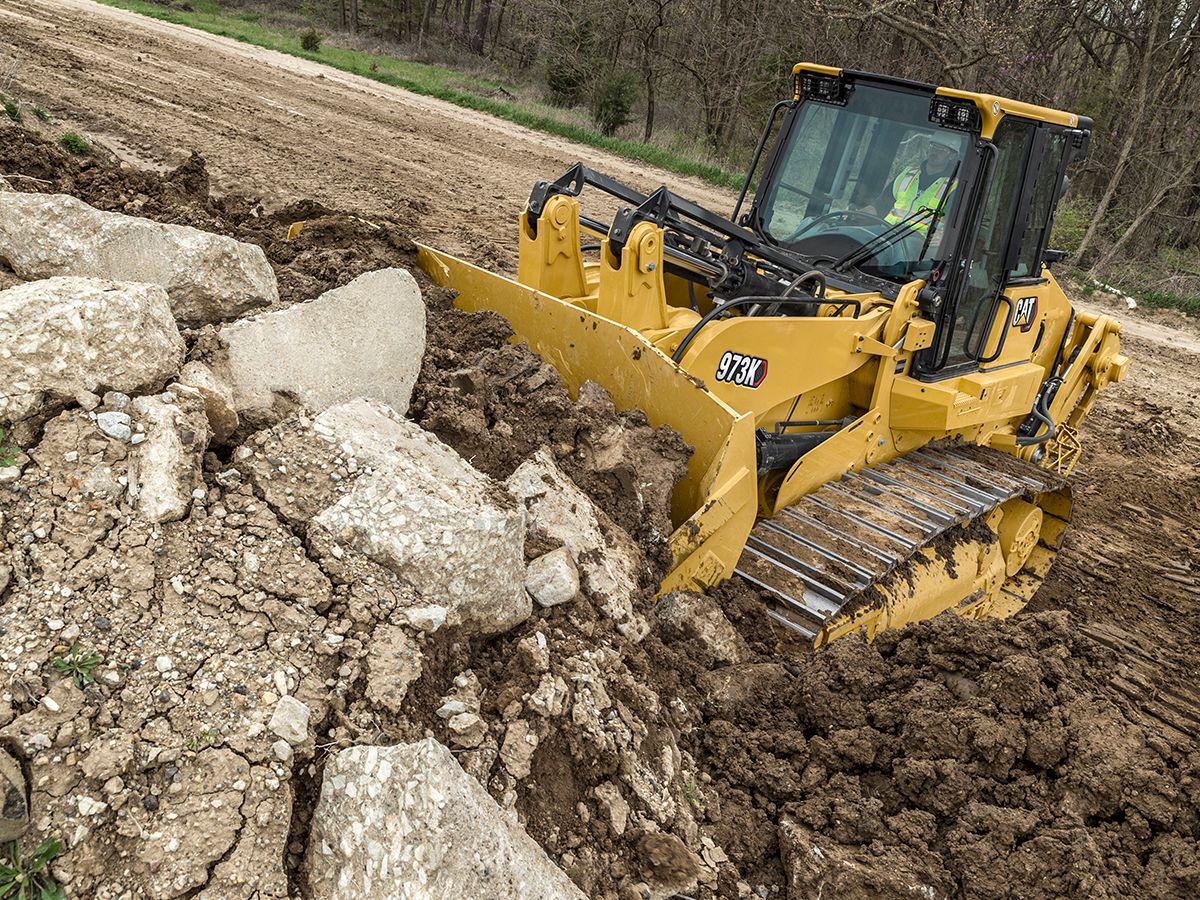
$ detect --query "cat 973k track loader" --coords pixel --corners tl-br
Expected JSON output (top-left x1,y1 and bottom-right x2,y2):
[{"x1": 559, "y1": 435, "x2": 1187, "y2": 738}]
[{"x1": 417, "y1": 62, "x2": 1129, "y2": 646}]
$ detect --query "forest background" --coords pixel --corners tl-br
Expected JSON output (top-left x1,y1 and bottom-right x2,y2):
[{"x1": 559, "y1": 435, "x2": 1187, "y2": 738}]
[{"x1": 94, "y1": 0, "x2": 1200, "y2": 312}]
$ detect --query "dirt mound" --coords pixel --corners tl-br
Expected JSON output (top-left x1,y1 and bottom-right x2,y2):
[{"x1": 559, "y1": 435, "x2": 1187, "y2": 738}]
[{"x1": 0, "y1": 128, "x2": 413, "y2": 309}]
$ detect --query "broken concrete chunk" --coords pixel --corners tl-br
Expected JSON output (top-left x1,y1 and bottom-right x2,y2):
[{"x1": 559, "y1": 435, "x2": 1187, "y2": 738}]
[
  {"x1": 365, "y1": 624, "x2": 423, "y2": 713},
  {"x1": 654, "y1": 591, "x2": 746, "y2": 667},
  {"x1": 307, "y1": 739, "x2": 585, "y2": 899},
  {"x1": 447, "y1": 713, "x2": 488, "y2": 749},
  {"x1": 0, "y1": 277, "x2": 184, "y2": 425},
  {"x1": 506, "y1": 450, "x2": 639, "y2": 624},
  {"x1": 177, "y1": 360, "x2": 239, "y2": 443},
  {"x1": 126, "y1": 392, "x2": 210, "y2": 523},
  {"x1": 269, "y1": 695, "x2": 311, "y2": 746},
  {"x1": 500, "y1": 720, "x2": 538, "y2": 779},
  {"x1": 219, "y1": 268, "x2": 425, "y2": 425},
  {"x1": 0, "y1": 192, "x2": 277, "y2": 325},
  {"x1": 311, "y1": 401, "x2": 528, "y2": 635},
  {"x1": 526, "y1": 547, "x2": 580, "y2": 608}
]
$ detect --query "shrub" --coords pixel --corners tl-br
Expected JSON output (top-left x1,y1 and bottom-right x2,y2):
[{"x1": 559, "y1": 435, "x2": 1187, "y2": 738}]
[
  {"x1": 300, "y1": 28, "x2": 322, "y2": 53},
  {"x1": 58, "y1": 132, "x2": 90, "y2": 155},
  {"x1": 545, "y1": 57, "x2": 589, "y2": 107},
  {"x1": 590, "y1": 71, "x2": 638, "y2": 137}
]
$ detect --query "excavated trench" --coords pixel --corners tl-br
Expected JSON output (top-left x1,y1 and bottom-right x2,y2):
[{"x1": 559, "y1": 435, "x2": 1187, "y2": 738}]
[{"x1": 1, "y1": 125, "x2": 1198, "y2": 898}]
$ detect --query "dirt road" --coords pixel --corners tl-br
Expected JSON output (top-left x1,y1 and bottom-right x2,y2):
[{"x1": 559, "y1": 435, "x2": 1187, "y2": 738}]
[
  {"x1": 0, "y1": 0, "x2": 733, "y2": 267},
  {"x1": 3, "y1": 0, "x2": 1198, "y2": 743}
]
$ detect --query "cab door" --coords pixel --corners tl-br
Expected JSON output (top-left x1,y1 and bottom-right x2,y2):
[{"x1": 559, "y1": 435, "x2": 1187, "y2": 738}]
[{"x1": 934, "y1": 120, "x2": 1071, "y2": 371}]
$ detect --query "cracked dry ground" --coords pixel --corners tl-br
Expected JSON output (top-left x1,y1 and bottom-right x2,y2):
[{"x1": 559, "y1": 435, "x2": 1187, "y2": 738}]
[{"x1": 1, "y1": 121, "x2": 1199, "y2": 900}]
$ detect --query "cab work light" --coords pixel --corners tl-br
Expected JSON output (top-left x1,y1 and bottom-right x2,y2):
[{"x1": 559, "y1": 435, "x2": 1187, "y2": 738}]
[
  {"x1": 929, "y1": 97, "x2": 980, "y2": 132},
  {"x1": 800, "y1": 73, "x2": 849, "y2": 106}
]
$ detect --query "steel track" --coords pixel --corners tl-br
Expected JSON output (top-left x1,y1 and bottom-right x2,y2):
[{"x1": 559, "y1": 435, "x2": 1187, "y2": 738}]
[{"x1": 735, "y1": 441, "x2": 1067, "y2": 640}]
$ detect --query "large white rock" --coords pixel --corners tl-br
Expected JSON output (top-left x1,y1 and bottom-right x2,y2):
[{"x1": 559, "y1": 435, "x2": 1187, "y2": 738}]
[
  {"x1": 0, "y1": 192, "x2": 277, "y2": 325},
  {"x1": 311, "y1": 399, "x2": 528, "y2": 635},
  {"x1": 506, "y1": 450, "x2": 640, "y2": 625},
  {"x1": 0, "y1": 277, "x2": 184, "y2": 424},
  {"x1": 307, "y1": 739, "x2": 585, "y2": 899},
  {"x1": 219, "y1": 268, "x2": 425, "y2": 423}
]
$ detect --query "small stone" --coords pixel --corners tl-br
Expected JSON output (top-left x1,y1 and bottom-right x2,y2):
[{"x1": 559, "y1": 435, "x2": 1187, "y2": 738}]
[
  {"x1": 154, "y1": 656, "x2": 173, "y2": 673},
  {"x1": 103, "y1": 776, "x2": 124, "y2": 795},
  {"x1": 96, "y1": 411, "x2": 133, "y2": 441},
  {"x1": 94, "y1": 617, "x2": 111, "y2": 631},
  {"x1": 42, "y1": 696, "x2": 60, "y2": 713},
  {"x1": 271, "y1": 739, "x2": 294, "y2": 763},
  {"x1": 103, "y1": 391, "x2": 131, "y2": 410},
  {"x1": 269, "y1": 696, "x2": 311, "y2": 745},
  {"x1": 61, "y1": 624, "x2": 80, "y2": 642},
  {"x1": 396, "y1": 605, "x2": 448, "y2": 634},
  {"x1": 76, "y1": 796, "x2": 107, "y2": 816},
  {"x1": 46, "y1": 619, "x2": 64, "y2": 632},
  {"x1": 436, "y1": 699, "x2": 466, "y2": 719},
  {"x1": 142, "y1": 795, "x2": 159, "y2": 812},
  {"x1": 0, "y1": 750, "x2": 27, "y2": 841},
  {"x1": 131, "y1": 433, "x2": 146, "y2": 445},
  {"x1": 499, "y1": 720, "x2": 537, "y2": 779},
  {"x1": 0, "y1": 467, "x2": 21, "y2": 484}
]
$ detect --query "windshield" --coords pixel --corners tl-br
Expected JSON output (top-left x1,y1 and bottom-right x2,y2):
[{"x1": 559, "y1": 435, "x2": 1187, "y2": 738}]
[{"x1": 758, "y1": 83, "x2": 971, "y2": 284}]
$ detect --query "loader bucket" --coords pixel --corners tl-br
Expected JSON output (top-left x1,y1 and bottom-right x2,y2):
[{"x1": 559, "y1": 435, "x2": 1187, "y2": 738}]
[{"x1": 417, "y1": 243, "x2": 759, "y2": 594}]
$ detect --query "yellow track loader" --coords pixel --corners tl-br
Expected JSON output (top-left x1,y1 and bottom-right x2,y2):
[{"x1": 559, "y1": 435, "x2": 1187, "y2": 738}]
[{"x1": 418, "y1": 63, "x2": 1128, "y2": 646}]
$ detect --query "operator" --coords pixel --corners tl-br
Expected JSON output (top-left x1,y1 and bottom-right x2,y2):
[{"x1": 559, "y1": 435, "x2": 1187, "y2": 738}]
[{"x1": 884, "y1": 134, "x2": 960, "y2": 232}]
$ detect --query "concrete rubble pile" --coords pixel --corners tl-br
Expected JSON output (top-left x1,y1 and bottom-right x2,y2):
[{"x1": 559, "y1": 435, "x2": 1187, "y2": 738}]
[{"x1": 0, "y1": 199, "x2": 692, "y2": 899}]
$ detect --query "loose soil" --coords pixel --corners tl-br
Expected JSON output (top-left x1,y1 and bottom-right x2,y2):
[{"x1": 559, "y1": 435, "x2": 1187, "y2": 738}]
[{"x1": 1, "y1": 19, "x2": 1199, "y2": 894}]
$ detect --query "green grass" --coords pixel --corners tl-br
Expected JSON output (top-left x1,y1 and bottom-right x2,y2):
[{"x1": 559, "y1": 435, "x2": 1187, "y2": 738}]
[
  {"x1": 95, "y1": 0, "x2": 742, "y2": 189},
  {"x1": 32, "y1": 106, "x2": 49, "y2": 122},
  {"x1": 3, "y1": 101, "x2": 20, "y2": 123},
  {"x1": 58, "y1": 132, "x2": 90, "y2": 156},
  {"x1": 1135, "y1": 288, "x2": 1200, "y2": 317}
]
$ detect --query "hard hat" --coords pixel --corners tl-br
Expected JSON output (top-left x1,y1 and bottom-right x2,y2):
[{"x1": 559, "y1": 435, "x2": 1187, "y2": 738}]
[{"x1": 927, "y1": 133, "x2": 959, "y2": 152}]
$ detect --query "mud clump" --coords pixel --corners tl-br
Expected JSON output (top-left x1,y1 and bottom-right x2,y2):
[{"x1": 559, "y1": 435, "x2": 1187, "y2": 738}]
[{"x1": 649, "y1": 583, "x2": 1200, "y2": 898}]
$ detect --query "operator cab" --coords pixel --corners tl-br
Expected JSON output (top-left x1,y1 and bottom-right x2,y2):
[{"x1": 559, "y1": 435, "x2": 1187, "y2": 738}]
[
  {"x1": 757, "y1": 82, "x2": 969, "y2": 284},
  {"x1": 738, "y1": 64, "x2": 1092, "y2": 376}
]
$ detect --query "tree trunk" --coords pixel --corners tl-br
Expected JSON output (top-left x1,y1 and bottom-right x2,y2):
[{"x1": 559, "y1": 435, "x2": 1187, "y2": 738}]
[
  {"x1": 643, "y1": 70, "x2": 656, "y2": 141},
  {"x1": 349, "y1": 0, "x2": 359, "y2": 34},
  {"x1": 419, "y1": 0, "x2": 434, "y2": 48},
  {"x1": 1088, "y1": 168, "x2": 1188, "y2": 275},
  {"x1": 471, "y1": 0, "x2": 491, "y2": 53},
  {"x1": 489, "y1": 0, "x2": 508, "y2": 55},
  {"x1": 1071, "y1": 0, "x2": 1162, "y2": 264}
]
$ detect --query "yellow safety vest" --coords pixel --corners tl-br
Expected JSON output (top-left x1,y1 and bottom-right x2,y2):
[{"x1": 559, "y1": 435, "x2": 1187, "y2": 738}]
[{"x1": 886, "y1": 169, "x2": 956, "y2": 232}]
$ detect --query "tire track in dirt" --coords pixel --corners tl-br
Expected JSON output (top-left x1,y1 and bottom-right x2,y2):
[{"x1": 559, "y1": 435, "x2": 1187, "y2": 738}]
[{"x1": 0, "y1": 0, "x2": 735, "y2": 270}]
